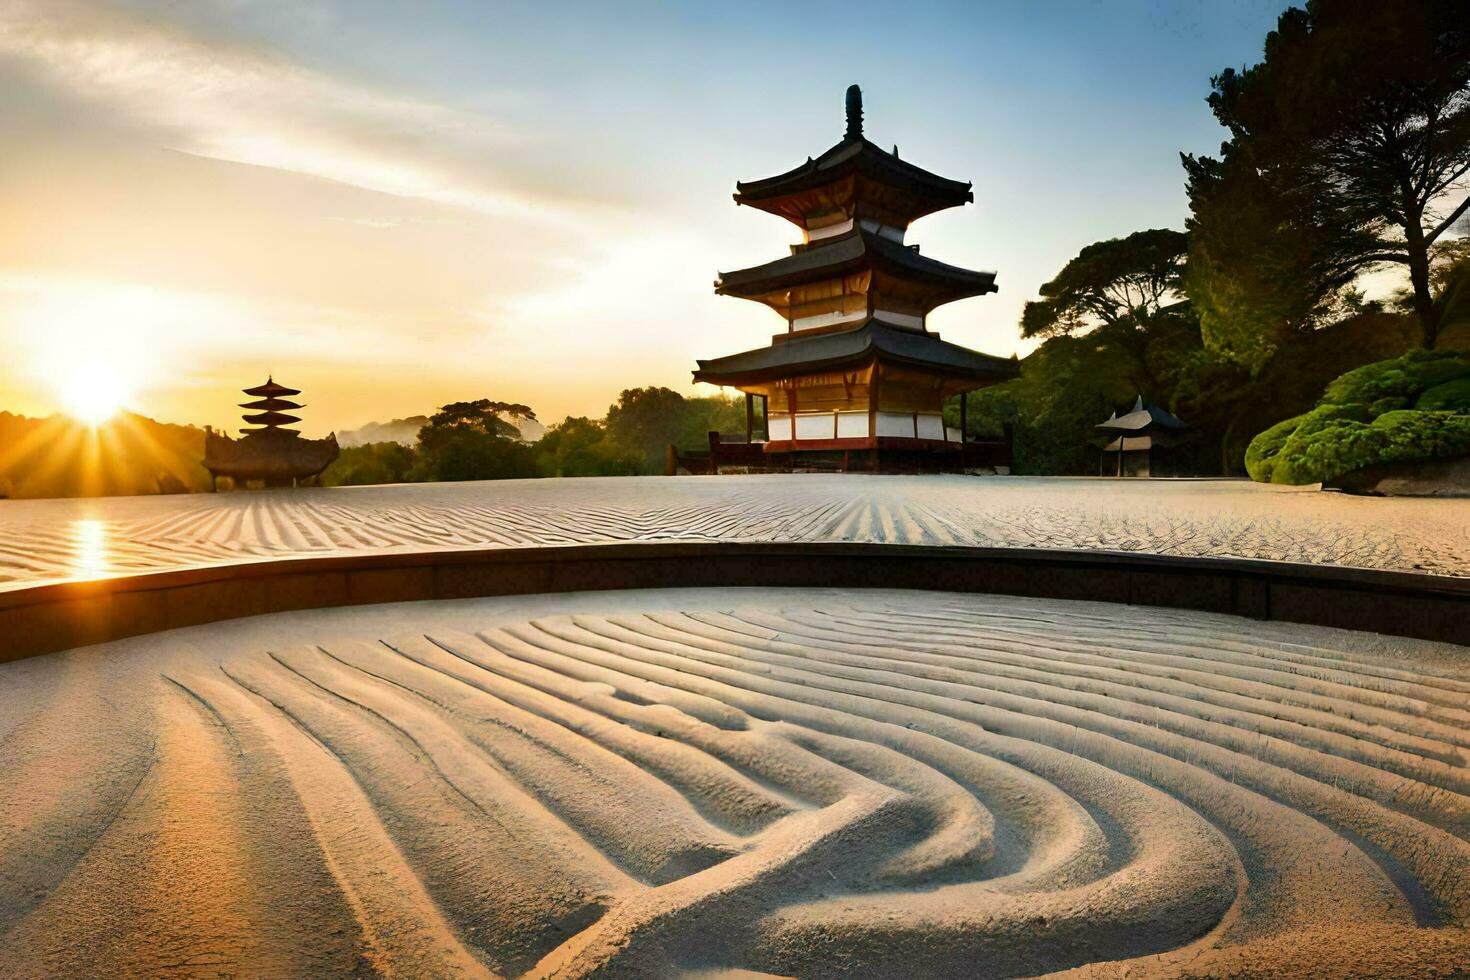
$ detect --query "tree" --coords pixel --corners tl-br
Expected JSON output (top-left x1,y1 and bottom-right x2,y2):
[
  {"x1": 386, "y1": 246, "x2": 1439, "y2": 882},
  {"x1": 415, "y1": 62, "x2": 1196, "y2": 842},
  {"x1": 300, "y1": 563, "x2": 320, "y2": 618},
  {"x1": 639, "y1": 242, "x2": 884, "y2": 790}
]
[
  {"x1": 419, "y1": 399, "x2": 535, "y2": 440},
  {"x1": 1189, "y1": 0, "x2": 1470, "y2": 351},
  {"x1": 604, "y1": 387, "x2": 688, "y2": 472},
  {"x1": 969, "y1": 332, "x2": 1145, "y2": 474},
  {"x1": 979, "y1": 226, "x2": 1204, "y2": 474},
  {"x1": 1021, "y1": 229, "x2": 1188, "y2": 339},
  {"x1": 1020, "y1": 229, "x2": 1189, "y2": 395},
  {"x1": 1182, "y1": 147, "x2": 1369, "y2": 371},
  {"x1": 412, "y1": 399, "x2": 538, "y2": 482},
  {"x1": 603, "y1": 387, "x2": 746, "y2": 472},
  {"x1": 536, "y1": 417, "x2": 642, "y2": 477}
]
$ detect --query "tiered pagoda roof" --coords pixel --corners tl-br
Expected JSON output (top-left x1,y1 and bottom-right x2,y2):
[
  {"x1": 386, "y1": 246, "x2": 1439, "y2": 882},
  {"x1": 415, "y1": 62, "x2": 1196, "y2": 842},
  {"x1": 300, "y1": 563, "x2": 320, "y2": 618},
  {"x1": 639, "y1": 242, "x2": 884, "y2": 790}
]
[
  {"x1": 695, "y1": 319, "x2": 1015, "y2": 386},
  {"x1": 715, "y1": 227, "x2": 997, "y2": 312},
  {"x1": 734, "y1": 85, "x2": 974, "y2": 230},
  {"x1": 237, "y1": 376, "x2": 303, "y2": 433},
  {"x1": 204, "y1": 375, "x2": 339, "y2": 488},
  {"x1": 697, "y1": 85, "x2": 1013, "y2": 391}
]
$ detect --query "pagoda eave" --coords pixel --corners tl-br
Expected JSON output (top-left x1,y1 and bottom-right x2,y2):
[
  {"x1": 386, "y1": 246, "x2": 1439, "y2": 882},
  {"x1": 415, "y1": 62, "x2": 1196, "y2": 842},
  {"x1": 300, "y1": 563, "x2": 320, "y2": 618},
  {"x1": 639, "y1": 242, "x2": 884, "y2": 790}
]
[
  {"x1": 242, "y1": 379, "x2": 301, "y2": 398},
  {"x1": 735, "y1": 187, "x2": 972, "y2": 232},
  {"x1": 204, "y1": 428, "x2": 339, "y2": 484},
  {"x1": 1097, "y1": 397, "x2": 1191, "y2": 435},
  {"x1": 239, "y1": 398, "x2": 304, "y2": 411},
  {"x1": 734, "y1": 138, "x2": 973, "y2": 221},
  {"x1": 241, "y1": 410, "x2": 303, "y2": 427},
  {"x1": 692, "y1": 320, "x2": 1018, "y2": 388},
  {"x1": 715, "y1": 229, "x2": 997, "y2": 302}
]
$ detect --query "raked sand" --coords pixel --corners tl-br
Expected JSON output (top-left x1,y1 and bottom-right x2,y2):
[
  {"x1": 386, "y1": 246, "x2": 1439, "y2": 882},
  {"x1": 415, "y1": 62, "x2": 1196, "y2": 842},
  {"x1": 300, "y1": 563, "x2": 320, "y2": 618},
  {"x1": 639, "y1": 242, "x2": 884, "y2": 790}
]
[
  {"x1": 0, "y1": 587, "x2": 1467, "y2": 977},
  {"x1": 3, "y1": 475, "x2": 1469, "y2": 591}
]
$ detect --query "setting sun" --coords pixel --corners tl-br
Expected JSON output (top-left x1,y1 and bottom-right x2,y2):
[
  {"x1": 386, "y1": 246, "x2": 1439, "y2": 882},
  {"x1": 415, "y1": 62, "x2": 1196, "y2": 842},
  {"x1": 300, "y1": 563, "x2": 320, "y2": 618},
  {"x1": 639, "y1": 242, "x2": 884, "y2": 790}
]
[{"x1": 59, "y1": 362, "x2": 131, "y2": 426}]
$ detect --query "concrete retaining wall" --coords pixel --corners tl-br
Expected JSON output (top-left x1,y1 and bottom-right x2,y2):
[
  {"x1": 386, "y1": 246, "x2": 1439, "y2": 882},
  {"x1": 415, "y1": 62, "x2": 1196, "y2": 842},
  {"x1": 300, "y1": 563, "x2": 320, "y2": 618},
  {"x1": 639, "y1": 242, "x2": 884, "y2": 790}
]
[{"x1": 2, "y1": 542, "x2": 1466, "y2": 662}]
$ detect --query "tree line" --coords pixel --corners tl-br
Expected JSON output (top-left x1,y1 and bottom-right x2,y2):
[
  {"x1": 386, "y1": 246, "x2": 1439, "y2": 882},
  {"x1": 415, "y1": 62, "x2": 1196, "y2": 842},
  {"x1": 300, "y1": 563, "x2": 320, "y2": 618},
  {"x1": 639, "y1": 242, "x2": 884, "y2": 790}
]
[{"x1": 322, "y1": 389, "x2": 745, "y2": 486}]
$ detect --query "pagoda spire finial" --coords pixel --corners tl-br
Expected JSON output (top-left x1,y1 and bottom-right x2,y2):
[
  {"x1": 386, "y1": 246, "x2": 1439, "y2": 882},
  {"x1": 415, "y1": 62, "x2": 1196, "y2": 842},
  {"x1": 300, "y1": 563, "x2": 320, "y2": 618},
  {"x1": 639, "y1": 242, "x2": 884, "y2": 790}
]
[{"x1": 845, "y1": 84, "x2": 863, "y2": 141}]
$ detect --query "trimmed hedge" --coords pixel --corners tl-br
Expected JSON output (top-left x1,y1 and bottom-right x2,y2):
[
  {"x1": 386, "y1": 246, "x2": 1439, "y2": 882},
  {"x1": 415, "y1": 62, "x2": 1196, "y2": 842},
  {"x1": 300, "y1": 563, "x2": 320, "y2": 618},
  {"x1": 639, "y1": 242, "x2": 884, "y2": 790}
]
[{"x1": 1245, "y1": 350, "x2": 1470, "y2": 485}]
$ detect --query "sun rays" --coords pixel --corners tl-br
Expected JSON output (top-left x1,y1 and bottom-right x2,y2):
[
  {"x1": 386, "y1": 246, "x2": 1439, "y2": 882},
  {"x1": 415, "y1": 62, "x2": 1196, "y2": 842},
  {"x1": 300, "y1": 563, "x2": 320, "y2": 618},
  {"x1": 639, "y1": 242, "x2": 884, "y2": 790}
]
[{"x1": 0, "y1": 411, "x2": 211, "y2": 499}]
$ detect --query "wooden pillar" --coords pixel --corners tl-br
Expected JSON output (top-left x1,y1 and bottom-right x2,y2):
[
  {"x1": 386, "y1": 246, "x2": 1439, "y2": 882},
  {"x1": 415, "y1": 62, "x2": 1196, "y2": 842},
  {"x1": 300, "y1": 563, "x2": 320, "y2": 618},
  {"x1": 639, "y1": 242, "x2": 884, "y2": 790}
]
[
  {"x1": 789, "y1": 384, "x2": 799, "y2": 448},
  {"x1": 1117, "y1": 437, "x2": 1125, "y2": 477},
  {"x1": 868, "y1": 359, "x2": 881, "y2": 470}
]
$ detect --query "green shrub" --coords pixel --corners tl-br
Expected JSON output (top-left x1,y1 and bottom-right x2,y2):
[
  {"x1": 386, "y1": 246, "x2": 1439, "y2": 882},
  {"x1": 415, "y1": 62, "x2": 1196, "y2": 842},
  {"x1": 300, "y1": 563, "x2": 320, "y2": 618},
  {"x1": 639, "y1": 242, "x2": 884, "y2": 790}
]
[
  {"x1": 1416, "y1": 376, "x2": 1470, "y2": 413},
  {"x1": 1321, "y1": 349, "x2": 1470, "y2": 408},
  {"x1": 1243, "y1": 414, "x2": 1303, "y2": 483},
  {"x1": 1245, "y1": 351, "x2": 1470, "y2": 485}
]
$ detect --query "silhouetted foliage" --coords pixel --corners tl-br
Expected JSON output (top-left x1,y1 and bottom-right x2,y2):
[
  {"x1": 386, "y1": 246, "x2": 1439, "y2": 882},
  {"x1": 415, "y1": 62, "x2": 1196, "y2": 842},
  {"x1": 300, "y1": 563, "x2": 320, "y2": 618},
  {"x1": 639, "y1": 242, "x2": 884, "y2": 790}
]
[
  {"x1": 976, "y1": 229, "x2": 1221, "y2": 473},
  {"x1": 422, "y1": 400, "x2": 535, "y2": 439},
  {"x1": 1184, "y1": 0, "x2": 1470, "y2": 356},
  {"x1": 411, "y1": 399, "x2": 539, "y2": 482},
  {"x1": 603, "y1": 387, "x2": 687, "y2": 471},
  {"x1": 1021, "y1": 229, "x2": 1188, "y2": 340}
]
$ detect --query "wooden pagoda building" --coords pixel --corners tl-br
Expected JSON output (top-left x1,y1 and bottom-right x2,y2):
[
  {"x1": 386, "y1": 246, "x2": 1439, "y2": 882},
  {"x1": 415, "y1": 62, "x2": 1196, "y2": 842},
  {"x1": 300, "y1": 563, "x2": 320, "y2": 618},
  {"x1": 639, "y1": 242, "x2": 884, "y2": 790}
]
[
  {"x1": 1097, "y1": 395, "x2": 1191, "y2": 477},
  {"x1": 693, "y1": 85, "x2": 1017, "y2": 471},
  {"x1": 203, "y1": 377, "x2": 339, "y2": 489}
]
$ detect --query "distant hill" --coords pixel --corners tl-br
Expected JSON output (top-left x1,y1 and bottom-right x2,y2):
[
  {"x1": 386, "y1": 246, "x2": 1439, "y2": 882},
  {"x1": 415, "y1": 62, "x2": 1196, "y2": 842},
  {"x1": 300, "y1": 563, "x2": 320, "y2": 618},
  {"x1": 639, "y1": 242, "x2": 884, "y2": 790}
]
[
  {"x1": 337, "y1": 416, "x2": 431, "y2": 448},
  {"x1": 339, "y1": 413, "x2": 546, "y2": 448},
  {"x1": 0, "y1": 412, "x2": 212, "y2": 499}
]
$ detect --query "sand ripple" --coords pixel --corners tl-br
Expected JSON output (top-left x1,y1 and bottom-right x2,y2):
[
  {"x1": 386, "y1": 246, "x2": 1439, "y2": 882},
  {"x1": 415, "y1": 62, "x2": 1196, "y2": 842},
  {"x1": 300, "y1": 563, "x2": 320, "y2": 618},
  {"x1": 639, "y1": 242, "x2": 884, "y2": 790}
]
[
  {"x1": 0, "y1": 591, "x2": 1467, "y2": 977},
  {"x1": 2, "y1": 475, "x2": 1468, "y2": 590}
]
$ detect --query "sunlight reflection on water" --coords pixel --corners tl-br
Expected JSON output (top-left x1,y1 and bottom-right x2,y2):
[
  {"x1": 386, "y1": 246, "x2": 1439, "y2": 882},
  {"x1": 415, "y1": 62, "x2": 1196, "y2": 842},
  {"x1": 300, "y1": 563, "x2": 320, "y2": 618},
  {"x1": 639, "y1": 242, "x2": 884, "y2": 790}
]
[{"x1": 70, "y1": 519, "x2": 110, "y2": 579}]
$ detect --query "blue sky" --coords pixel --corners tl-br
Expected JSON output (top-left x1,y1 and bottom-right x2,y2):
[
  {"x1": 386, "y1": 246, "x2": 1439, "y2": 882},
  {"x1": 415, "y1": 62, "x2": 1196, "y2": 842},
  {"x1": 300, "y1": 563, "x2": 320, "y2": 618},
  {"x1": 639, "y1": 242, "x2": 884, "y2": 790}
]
[{"x1": 0, "y1": 0, "x2": 1289, "y2": 431}]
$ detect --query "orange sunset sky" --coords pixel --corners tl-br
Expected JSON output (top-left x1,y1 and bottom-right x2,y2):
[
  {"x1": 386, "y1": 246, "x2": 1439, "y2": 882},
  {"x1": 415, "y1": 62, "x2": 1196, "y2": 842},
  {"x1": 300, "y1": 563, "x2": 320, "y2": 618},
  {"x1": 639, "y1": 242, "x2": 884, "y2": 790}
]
[{"x1": 0, "y1": 0, "x2": 1293, "y2": 436}]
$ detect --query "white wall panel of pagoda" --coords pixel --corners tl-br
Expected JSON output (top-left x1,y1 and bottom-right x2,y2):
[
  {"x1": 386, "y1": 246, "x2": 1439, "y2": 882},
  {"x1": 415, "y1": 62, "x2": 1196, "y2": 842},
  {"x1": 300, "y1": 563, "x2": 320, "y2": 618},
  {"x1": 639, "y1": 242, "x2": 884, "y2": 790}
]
[{"x1": 766, "y1": 411, "x2": 958, "y2": 444}]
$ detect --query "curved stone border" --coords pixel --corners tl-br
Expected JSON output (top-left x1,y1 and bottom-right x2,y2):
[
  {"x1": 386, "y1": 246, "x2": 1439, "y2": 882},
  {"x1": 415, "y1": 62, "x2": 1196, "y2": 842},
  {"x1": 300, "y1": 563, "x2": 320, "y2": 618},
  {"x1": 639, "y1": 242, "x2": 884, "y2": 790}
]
[{"x1": 2, "y1": 542, "x2": 1466, "y2": 662}]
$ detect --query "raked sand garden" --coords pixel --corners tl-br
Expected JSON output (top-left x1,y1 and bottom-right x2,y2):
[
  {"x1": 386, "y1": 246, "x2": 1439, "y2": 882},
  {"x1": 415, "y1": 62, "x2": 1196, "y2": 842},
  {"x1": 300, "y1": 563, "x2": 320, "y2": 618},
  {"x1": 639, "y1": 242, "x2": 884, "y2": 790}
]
[
  {"x1": 1, "y1": 585, "x2": 1467, "y2": 977},
  {"x1": 2, "y1": 475, "x2": 1469, "y2": 589}
]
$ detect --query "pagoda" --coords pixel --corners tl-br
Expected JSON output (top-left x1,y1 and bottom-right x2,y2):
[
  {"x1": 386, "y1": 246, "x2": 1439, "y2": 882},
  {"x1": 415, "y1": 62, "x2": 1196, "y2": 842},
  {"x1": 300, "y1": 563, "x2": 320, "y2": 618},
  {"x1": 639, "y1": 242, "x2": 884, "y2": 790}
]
[
  {"x1": 203, "y1": 376, "x2": 340, "y2": 489},
  {"x1": 1097, "y1": 395, "x2": 1192, "y2": 478},
  {"x1": 693, "y1": 85, "x2": 1017, "y2": 472}
]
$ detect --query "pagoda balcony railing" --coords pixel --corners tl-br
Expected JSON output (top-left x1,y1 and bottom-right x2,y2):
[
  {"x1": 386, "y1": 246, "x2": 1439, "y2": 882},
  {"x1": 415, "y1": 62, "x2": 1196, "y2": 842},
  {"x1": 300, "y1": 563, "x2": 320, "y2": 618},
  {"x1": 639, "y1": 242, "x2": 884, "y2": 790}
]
[{"x1": 768, "y1": 411, "x2": 960, "y2": 443}]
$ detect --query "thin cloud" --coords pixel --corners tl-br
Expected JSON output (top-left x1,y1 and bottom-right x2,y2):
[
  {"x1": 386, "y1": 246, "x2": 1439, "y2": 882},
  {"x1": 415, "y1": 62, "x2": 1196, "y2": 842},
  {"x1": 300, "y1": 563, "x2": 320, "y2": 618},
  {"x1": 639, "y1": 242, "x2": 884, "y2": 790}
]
[{"x1": 0, "y1": 0, "x2": 579, "y2": 221}]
